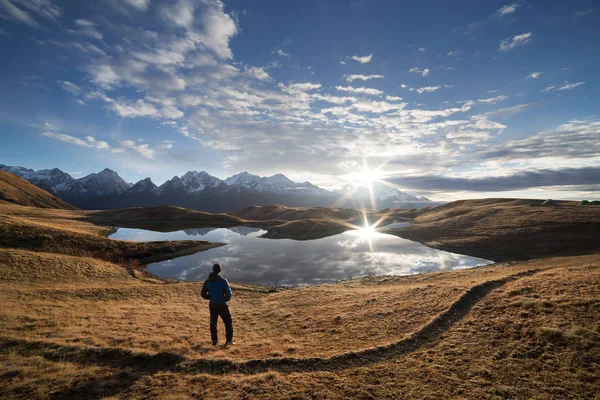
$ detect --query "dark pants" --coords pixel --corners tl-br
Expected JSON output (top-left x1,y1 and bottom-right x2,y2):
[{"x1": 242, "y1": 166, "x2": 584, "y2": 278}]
[{"x1": 209, "y1": 303, "x2": 233, "y2": 341}]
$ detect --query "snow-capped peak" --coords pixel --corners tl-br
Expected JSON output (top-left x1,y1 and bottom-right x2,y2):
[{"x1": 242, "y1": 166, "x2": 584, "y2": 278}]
[
  {"x1": 79, "y1": 168, "x2": 131, "y2": 195},
  {"x1": 224, "y1": 171, "x2": 262, "y2": 186},
  {"x1": 180, "y1": 170, "x2": 222, "y2": 192}
]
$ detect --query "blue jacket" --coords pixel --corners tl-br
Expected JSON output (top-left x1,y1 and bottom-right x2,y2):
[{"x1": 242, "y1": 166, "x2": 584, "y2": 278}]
[{"x1": 201, "y1": 272, "x2": 232, "y2": 305}]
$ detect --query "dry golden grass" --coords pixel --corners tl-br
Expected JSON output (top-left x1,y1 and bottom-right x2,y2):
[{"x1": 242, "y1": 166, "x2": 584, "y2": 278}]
[
  {"x1": 390, "y1": 198, "x2": 600, "y2": 261},
  {"x1": 1, "y1": 199, "x2": 599, "y2": 398},
  {"x1": 0, "y1": 171, "x2": 77, "y2": 210}
]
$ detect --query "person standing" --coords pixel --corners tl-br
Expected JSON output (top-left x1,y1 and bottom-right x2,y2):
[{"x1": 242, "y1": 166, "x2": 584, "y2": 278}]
[{"x1": 200, "y1": 263, "x2": 234, "y2": 346}]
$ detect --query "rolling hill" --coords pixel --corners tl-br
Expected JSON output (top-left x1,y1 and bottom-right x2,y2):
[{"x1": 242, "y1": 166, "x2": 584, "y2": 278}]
[{"x1": 0, "y1": 171, "x2": 78, "y2": 210}]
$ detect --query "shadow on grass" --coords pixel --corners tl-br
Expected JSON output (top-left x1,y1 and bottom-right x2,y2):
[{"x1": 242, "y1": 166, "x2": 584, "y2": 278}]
[{"x1": 1, "y1": 269, "x2": 540, "y2": 387}]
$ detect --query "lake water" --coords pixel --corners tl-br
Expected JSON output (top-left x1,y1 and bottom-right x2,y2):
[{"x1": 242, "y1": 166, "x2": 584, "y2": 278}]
[{"x1": 110, "y1": 226, "x2": 492, "y2": 286}]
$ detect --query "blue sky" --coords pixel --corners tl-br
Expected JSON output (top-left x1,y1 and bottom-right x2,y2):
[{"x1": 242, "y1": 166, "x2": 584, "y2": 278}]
[{"x1": 0, "y1": 0, "x2": 598, "y2": 200}]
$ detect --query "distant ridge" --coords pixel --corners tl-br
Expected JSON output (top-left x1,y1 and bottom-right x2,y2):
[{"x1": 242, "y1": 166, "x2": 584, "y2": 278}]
[
  {"x1": 0, "y1": 171, "x2": 77, "y2": 210},
  {"x1": 0, "y1": 164, "x2": 436, "y2": 212}
]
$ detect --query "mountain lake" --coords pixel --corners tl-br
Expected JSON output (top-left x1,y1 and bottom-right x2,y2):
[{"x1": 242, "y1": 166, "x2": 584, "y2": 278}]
[{"x1": 109, "y1": 226, "x2": 493, "y2": 286}]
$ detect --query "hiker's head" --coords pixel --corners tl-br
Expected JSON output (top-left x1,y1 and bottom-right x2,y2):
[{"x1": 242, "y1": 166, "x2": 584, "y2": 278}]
[{"x1": 213, "y1": 263, "x2": 222, "y2": 275}]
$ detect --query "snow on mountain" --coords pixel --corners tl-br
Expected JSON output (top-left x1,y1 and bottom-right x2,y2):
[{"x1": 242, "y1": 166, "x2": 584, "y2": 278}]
[
  {"x1": 222, "y1": 172, "x2": 329, "y2": 195},
  {"x1": 129, "y1": 177, "x2": 158, "y2": 194},
  {"x1": 78, "y1": 168, "x2": 131, "y2": 196},
  {"x1": 0, "y1": 164, "x2": 433, "y2": 210},
  {"x1": 180, "y1": 171, "x2": 222, "y2": 192},
  {"x1": 224, "y1": 171, "x2": 262, "y2": 186},
  {"x1": 0, "y1": 165, "x2": 82, "y2": 194}
]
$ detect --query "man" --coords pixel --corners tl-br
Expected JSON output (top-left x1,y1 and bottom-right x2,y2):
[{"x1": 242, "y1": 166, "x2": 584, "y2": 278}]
[{"x1": 200, "y1": 263, "x2": 234, "y2": 346}]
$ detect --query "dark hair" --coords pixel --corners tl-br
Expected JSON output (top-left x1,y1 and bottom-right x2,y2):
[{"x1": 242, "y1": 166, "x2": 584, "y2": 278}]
[{"x1": 213, "y1": 263, "x2": 222, "y2": 273}]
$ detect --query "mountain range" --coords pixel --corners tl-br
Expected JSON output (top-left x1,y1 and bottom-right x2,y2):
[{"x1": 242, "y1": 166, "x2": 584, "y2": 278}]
[{"x1": 0, "y1": 164, "x2": 435, "y2": 212}]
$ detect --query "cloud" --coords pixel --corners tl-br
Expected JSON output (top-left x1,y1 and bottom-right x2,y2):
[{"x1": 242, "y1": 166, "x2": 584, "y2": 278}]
[
  {"x1": 123, "y1": 0, "x2": 150, "y2": 10},
  {"x1": 0, "y1": 0, "x2": 62, "y2": 27},
  {"x1": 478, "y1": 120, "x2": 600, "y2": 162},
  {"x1": 499, "y1": 32, "x2": 533, "y2": 51},
  {"x1": 344, "y1": 74, "x2": 383, "y2": 83},
  {"x1": 389, "y1": 167, "x2": 600, "y2": 192},
  {"x1": 335, "y1": 86, "x2": 383, "y2": 96},
  {"x1": 121, "y1": 140, "x2": 156, "y2": 159},
  {"x1": 574, "y1": 8, "x2": 594, "y2": 18},
  {"x1": 42, "y1": 132, "x2": 110, "y2": 149},
  {"x1": 275, "y1": 49, "x2": 289, "y2": 58},
  {"x1": 542, "y1": 81, "x2": 585, "y2": 92},
  {"x1": 418, "y1": 47, "x2": 426, "y2": 52},
  {"x1": 58, "y1": 80, "x2": 83, "y2": 94},
  {"x1": 409, "y1": 67, "x2": 430, "y2": 77},
  {"x1": 88, "y1": 64, "x2": 121, "y2": 90},
  {"x1": 416, "y1": 86, "x2": 441, "y2": 94},
  {"x1": 477, "y1": 95, "x2": 508, "y2": 104},
  {"x1": 385, "y1": 96, "x2": 403, "y2": 101},
  {"x1": 74, "y1": 19, "x2": 102, "y2": 40},
  {"x1": 244, "y1": 66, "x2": 271, "y2": 81},
  {"x1": 159, "y1": 0, "x2": 194, "y2": 27},
  {"x1": 497, "y1": 3, "x2": 520, "y2": 16},
  {"x1": 198, "y1": 1, "x2": 238, "y2": 59},
  {"x1": 350, "y1": 54, "x2": 372, "y2": 64},
  {"x1": 526, "y1": 72, "x2": 543, "y2": 79},
  {"x1": 484, "y1": 103, "x2": 530, "y2": 117}
]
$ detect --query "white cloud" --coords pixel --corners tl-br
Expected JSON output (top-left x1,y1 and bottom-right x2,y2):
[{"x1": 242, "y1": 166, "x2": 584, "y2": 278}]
[
  {"x1": 58, "y1": 80, "x2": 83, "y2": 94},
  {"x1": 42, "y1": 132, "x2": 110, "y2": 149},
  {"x1": 275, "y1": 49, "x2": 289, "y2": 58},
  {"x1": 542, "y1": 81, "x2": 585, "y2": 92},
  {"x1": 88, "y1": 64, "x2": 121, "y2": 90},
  {"x1": 198, "y1": 1, "x2": 238, "y2": 59},
  {"x1": 499, "y1": 32, "x2": 533, "y2": 51},
  {"x1": 418, "y1": 47, "x2": 426, "y2": 52},
  {"x1": 477, "y1": 95, "x2": 508, "y2": 104},
  {"x1": 526, "y1": 72, "x2": 543, "y2": 79},
  {"x1": 350, "y1": 54, "x2": 372, "y2": 64},
  {"x1": 279, "y1": 82, "x2": 321, "y2": 92},
  {"x1": 121, "y1": 140, "x2": 156, "y2": 159},
  {"x1": 416, "y1": 86, "x2": 441, "y2": 94},
  {"x1": 340, "y1": 61, "x2": 346, "y2": 65},
  {"x1": 162, "y1": 105, "x2": 184, "y2": 119},
  {"x1": 335, "y1": 86, "x2": 383, "y2": 96},
  {"x1": 74, "y1": 19, "x2": 102, "y2": 40},
  {"x1": 0, "y1": 0, "x2": 62, "y2": 27},
  {"x1": 497, "y1": 3, "x2": 520, "y2": 16},
  {"x1": 447, "y1": 51, "x2": 460, "y2": 56},
  {"x1": 555, "y1": 82, "x2": 586, "y2": 91},
  {"x1": 385, "y1": 95, "x2": 403, "y2": 101},
  {"x1": 409, "y1": 67, "x2": 430, "y2": 77},
  {"x1": 159, "y1": 0, "x2": 194, "y2": 27},
  {"x1": 344, "y1": 74, "x2": 383, "y2": 82},
  {"x1": 133, "y1": 49, "x2": 185, "y2": 65},
  {"x1": 244, "y1": 66, "x2": 271, "y2": 81},
  {"x1": 84, "y1": 136, "x2": 110, "y2": 149},
  {"x1": 123, "y1": 0, "x2": 150, "y2": 10}
]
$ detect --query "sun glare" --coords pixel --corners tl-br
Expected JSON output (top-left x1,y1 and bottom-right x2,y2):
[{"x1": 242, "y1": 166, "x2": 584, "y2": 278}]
[{"x1": 348, "y1": 167, "x2": 383, "y2": 188}]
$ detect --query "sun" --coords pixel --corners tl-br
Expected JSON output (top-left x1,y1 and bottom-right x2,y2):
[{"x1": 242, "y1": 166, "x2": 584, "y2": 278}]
[{"x1": 347, "y1": 167, "x2": 383, "y2": 188}]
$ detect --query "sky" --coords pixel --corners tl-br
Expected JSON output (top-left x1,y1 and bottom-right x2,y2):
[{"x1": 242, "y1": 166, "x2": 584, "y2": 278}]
[{"x1": 0, "y1": 0, "x2": 598, "y2": 201}]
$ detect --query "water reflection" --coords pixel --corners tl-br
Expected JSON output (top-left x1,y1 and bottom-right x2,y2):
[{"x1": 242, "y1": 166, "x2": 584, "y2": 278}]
[{"x1": 110, "y1": 227, "x2": 491, "y2": 286}]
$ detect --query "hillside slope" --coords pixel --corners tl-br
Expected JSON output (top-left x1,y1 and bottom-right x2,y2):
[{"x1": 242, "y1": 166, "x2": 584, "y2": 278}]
[
  {"x1": 0, "y1": 171, "x2": 78, "y2": 210},
  {"x1": 389, "y1": 198, "x2": 600, "y2": 261}
]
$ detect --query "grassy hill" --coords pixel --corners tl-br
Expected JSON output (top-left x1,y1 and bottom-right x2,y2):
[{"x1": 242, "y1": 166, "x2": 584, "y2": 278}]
[
  {"x1": 0, "y1": 200, "x2": 599, "y2": 399},
  {"x1": 0, "y1": 171, "x2": 77, "y2": 210}
]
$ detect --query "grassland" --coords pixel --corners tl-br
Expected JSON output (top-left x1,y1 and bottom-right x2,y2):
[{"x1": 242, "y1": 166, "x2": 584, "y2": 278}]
[{"x1": 1, "y1": 196, "x2": 599, "y2": 399}]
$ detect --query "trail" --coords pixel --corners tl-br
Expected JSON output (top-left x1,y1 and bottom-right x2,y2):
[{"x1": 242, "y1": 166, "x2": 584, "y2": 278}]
[{"x1": 0, "y1": 269, "x2": 538, "y2": 377}]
